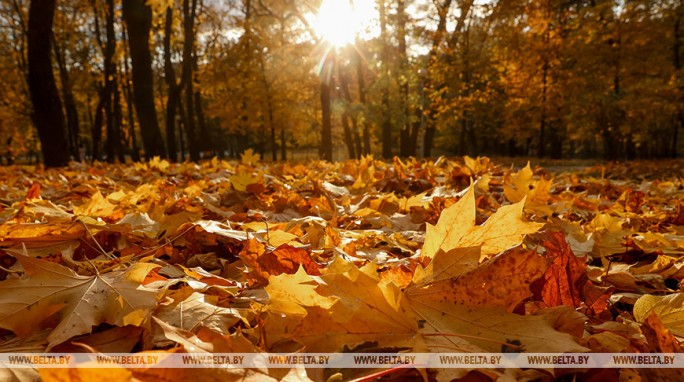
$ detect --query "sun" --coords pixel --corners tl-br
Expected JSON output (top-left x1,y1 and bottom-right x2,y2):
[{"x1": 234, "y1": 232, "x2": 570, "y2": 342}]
[{"x1": 314, "y1": 0, "x2": 375, "y2": 47}]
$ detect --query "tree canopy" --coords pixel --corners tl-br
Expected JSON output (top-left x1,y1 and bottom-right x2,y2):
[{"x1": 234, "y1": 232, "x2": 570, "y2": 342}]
[{"x1": 1, "y1": 0, "x2": 682, "y2": 166}]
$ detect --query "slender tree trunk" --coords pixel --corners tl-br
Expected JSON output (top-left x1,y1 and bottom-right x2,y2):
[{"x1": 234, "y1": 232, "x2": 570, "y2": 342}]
[
  {"x1": 182, "y1": 0, "x2": 199, "y2": 161},
  {"x1": 355, "y1": 42, "x2": 370, "y2": 155},
  {"x1": 320, "y1": 51, "x2": 333, "y2": 162},
  {"x1": 397, "y1": 0, "x2": 414, "y2": 157},
  {"x1": 379, "y1": 0, "x2": 392, "y2": 159},
  {"x1": 52, "y1": 37, "x2": 80, "y2": 160},
  {"x1": 105, "y1": 0, "x2": 123, "y2": 162},
  {"x1": 121, "y1": 0, "x2": 166, "y2": 159},
  {"x1": 195, "y1": 89, "x2": 208, "y2": 154},
  {"x1": 338, "y1": 55, "x2": 358, "y2": 159},
  {"x1": 423, "y1": 0, "x2": 453, "y2": 157},
  {"x1": 164, "y1": 7, "x2": 180, "y2": 162},
  {"x1": 121, "y1": 24, "x2": 140, "y2": 162},
  {"x1": 27, "y1": 0, "x2": 70, "y2": 167}
]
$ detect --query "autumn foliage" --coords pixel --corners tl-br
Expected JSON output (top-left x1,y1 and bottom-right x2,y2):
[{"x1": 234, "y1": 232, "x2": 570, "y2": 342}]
[{"x1": 0, "y1": 155, "x2": 683, "y2": 381}]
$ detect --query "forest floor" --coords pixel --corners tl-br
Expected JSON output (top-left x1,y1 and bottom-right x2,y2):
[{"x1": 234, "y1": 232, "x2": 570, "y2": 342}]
[{"x1": 0, "y1": 154, "x2": 683, "y2": 381}]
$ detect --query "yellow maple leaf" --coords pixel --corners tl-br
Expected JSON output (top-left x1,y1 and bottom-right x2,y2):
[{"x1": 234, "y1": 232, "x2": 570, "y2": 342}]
[
  {"x1": 230, "y1": 171, "x2": 261, "y2": 192},
  {"x1": 240, "y1": 148, "x2": 260, "y2": 166},
  {"x1": 423, "y1": 185, "x2": 544, "y2": 259},
  {"x1": 73, "y1": 191, "x2": 120, "y2": 219}
]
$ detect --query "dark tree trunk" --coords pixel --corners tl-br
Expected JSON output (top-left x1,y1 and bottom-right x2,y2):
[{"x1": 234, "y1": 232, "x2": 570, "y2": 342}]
[
  {"x1": 52, "y1": 37, "x2": 80, "y2": 160},
  {"x1": 164, "y1": 7, "x2": 180, "y2": 162},
  {"x1": 92, "y1": 93, "x2": 105, "y2": 161},
  {"x1": 182, "y1": 0, "x2": 199, "y2": 161},
  {"x1": 121, "y1": 0, "x2": 166, "y2": 159},
  {"x1": 121, "y1": 24, "x2": 140, "y2": 162},
  {"x1": 105, "y1": 0, "x2": 123, "y2": 162},
  {"x1": 338, "y1": 56, "x2": 358, "y2": 159},
  {"x1": 27, "y1": 0, "x2": 70, "y2": 167}
]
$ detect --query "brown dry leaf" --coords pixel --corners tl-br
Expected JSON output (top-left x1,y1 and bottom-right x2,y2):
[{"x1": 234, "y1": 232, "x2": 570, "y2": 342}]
[
  {"x1": 423, "y1": 185, "x2": 544, "y2": 260},
  {"x1": 258, "y1": 244, "x2": 321, "y2": 276},
  {"x1": 0, "y1": 255, "x2": 158, "y2": 349},
  {"x1": 409, "y1": 246, "x2": 547, "y2": 312},
  {"x1": 532, "y1": 231, "x2": 588, "y2": 307},
  {"x1": 636, "y1": 312, "x2": 684, "y2": 382},
  {"x1": 641, "y1": 312, "x2": 683, "y2": 352}
]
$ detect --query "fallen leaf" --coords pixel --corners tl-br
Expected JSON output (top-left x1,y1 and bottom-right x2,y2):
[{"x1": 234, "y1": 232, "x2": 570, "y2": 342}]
[
  {"x1": 634, "y1": 293, "x2": 684, "y2": 337},
  {"x1": 409, "y1": 246, "x2": 547, "y2": 312},
  {"x1": 0, "y1": 255, "x2": 158, "y2": 349},
  {"x1": 423, "y1": 185, "x2": 544, "y2": 259}
]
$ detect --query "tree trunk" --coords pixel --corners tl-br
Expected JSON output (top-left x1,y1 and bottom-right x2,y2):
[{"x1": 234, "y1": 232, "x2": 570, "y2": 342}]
[
  {"x1": 121, "y1": 0, "x2": 166, "y2": 159},
  {"x1": 338, "y1": 55, "x2": 358, "y2": 159},
  {"x1": 320, "y1": 49, "x2": 334, "y2": 162},
  {"x1": 423, "y1": 0, "x2": 453, "y2": 158},
  {"x1": 164, "y1": 7, "x2": 180, "y2": 162},
  {"x1": 355, "y1": 42, "x2": 370, "y2": 155},
  {"x1": 397, "y1": 0, "x2": 414, "y2": 157},
  {"x1": 121, "y1": 24, "x2": 140, "y2": 162},
  {"x1": 105, "y1": 0, "x2": 124, "y2": 163},
  {"x1": 379, "y1": 0, "x2": 392, "y2": 159},
  {"x1": 52, "y1": 37, "x2": 80, "y2": 160},
  {"x1": 182, "y1": 0, "x2": 199, "y2": 161},
  {"x1": 27, "y1": 0, "x2": 70, "y2": 167}
]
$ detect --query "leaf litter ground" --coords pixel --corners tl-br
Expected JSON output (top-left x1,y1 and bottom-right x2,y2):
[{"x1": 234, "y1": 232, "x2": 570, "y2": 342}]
[{"x1": 0, "y1": 155, "x2": 683, "y2": 381}]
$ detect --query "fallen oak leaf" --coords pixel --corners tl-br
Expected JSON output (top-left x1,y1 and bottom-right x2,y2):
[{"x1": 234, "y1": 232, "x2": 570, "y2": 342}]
[{"x1": 0, "y1": 255, "x2": 159, "y2": 349}]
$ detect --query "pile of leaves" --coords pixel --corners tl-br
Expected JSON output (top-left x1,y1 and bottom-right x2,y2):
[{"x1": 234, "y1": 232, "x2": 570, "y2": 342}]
[{"x1": 0, "y1": 153, "x2": 683, "y2": 382}]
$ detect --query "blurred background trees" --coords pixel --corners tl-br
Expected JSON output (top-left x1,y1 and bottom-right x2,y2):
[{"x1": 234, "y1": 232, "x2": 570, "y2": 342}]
[{"x1": 1, "y1": 0, "x2": 682, "y2": 166}]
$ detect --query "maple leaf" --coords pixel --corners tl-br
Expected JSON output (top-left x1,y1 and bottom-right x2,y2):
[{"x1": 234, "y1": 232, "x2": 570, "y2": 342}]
[
  {"x1": 409, "y1": 246, "x2": 547, "y2": 312},
  {"x1": 532, "y1": 231, "x2": 588, "y2": 307},
  {"x1": 409, "y1": 298, "x2": 588, "y2": 353},
  {"x1": 265, "y1": 258, "x2": 417, "y2": 352},
  {"x1": 503, "y1": 162, "x2": 554, "y2": 216},
  {"x1": 241, "y1": 148, "x2": 261, "y2": 166},
  {"x1": 265, "y1": 266, "x2": 337, "y2": 316},
  {"x1": 73, "y1": 190, "x2": 122, "y2": 220},
  {"x1": 150, "y1": 288, "x2": 245, "y2": 347},
  {"x1": 422, "y1": 185, "x2": 544, "y2": 259},
  {"x1": 0, "y1": 255, "x2": 159, "y2": 349},
  {"x1": 230, "y1": 170, "x2": 262, "y2": 193}
]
